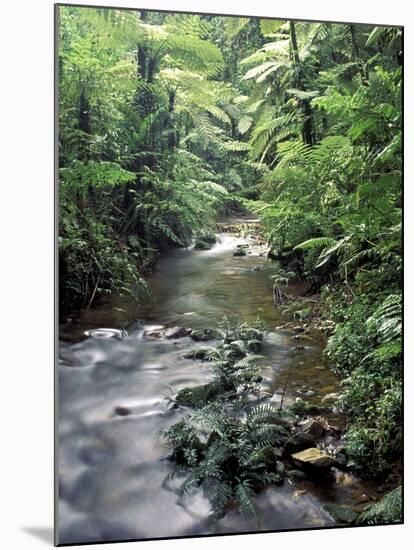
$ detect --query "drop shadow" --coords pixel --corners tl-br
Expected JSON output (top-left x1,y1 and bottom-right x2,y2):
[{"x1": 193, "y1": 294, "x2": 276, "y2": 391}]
[{"x1": 22, "y1": 526, "x2": 54, "y2": 545}]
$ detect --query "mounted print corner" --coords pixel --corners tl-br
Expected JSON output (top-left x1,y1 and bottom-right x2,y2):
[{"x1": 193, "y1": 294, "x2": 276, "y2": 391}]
[{"x1": 56, "y1": 3, "x2": 403, "y2": 545}]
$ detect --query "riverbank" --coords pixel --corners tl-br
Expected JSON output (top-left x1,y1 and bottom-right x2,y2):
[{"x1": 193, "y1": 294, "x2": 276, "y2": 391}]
[{"x1": 58, "y1": 219, "x2": 399, "y2": 544}]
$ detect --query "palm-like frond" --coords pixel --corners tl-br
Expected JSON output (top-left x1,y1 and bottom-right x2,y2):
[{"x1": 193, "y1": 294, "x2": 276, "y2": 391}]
[
  {"x1": 367, "y1": 294, "x2": 402, "y2": 343},
  {"x1": 259, "y1": 19, "x2": 286, "y2": 38},
  {"x1": 294, "y1": 237, "x2": 337, "y2": 250},
  {"x1": 358, "y1": 486, "x2": 402, "y2": 525},
  {"x1": 235, "y1": 479, "x2": 258, "y2": 518},
  {"x1": 226, "y1": 17, "x2": 250, "y2": 39}
]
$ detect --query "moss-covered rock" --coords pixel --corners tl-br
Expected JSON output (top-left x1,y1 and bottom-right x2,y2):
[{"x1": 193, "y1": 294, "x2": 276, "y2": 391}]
[
  {"x1": 289, "y1": 398, "x2": 324, "y2": 416},
  {"x1": 251, "y1": 446, "x2": 279, "y2": 468},
  {"x1": 291, "y1": 447, "x2": 337, "y2": 468},
  {"x1": 190, "y1": 329, "x2": 217, "y2": 341},
  {"x1": 182, "y1": 348, "x2": 210, "y2": 360},
  {"x1": 165, "y1": 326, "x2": 190, "y2": 339},
  {"x1": 323, "y1": 503, "x2": 358, "y2": 524},
  {"x1": 202, "y1": 233, "x2": 217, "y2": 245},
  {"x1": 284, "y1": 432, "x2": 316, "y2": 454},
  {"x1": 194, "y1": 240, "x2": 212, "y2": 250},
  {"x1": 194, "y1": 234, "x2": 217, "y2": 250},
  {"x1": 175, "y1": 381, "x2": 223, "y2": 408},
  {"x1": 299, "y1": 418, "x2": 326, "y2": 439},
  {"x1": 286, "y1": 469, "x2": 308, "y2": 481}
]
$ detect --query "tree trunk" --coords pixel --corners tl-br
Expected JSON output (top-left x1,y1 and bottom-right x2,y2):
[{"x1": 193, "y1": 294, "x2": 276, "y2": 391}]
[
  {"x1": 78, "y1": 89, "x2": 91, "y2": 135},
  {"x1": 137, "y1": 45, "x2": 146, "y2": 79},
  {"x1": 168, "y1": 89, "x2": 177, "y2": 149},
  {"x1": 289, "y1": 22, "x2": 315, "y2": 145},
  {"x1": 349, "y1": 24, "x2": 368, "y2": 81}
]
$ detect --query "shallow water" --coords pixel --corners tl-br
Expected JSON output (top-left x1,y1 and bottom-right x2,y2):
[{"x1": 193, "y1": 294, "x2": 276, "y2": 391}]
[{"x1": 58, "y1": 225, "x2": 373, "y2": 544}]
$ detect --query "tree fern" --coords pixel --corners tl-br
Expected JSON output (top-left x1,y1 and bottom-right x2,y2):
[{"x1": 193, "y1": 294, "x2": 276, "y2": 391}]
[
  {"x1": 243, "y1": 60, "x2": 284, "y2": 82},
  {"x1": 226, "y1": 17, "x2": 250, "y2": 39},
  {"x1": 294, "y1": 237, "x2": 337, "y2": 250},
  {"x1": 309, "y1": 135, "x2": 351, "y2": 163},
  {"x1": 259, "y1": 19, "x2": 286, "y2": 38}
]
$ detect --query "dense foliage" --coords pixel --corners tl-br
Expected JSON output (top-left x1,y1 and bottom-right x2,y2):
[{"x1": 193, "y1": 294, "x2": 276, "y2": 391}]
[
  {"x1": 358, "y1": 486, "x2": 402, "y2": 525},
  {"x1": 58, "y1": 7, "x2": 259, "y2": 312},
  {"x1": 58, "y1": 6, "x2": 402, "y2": 510},
  {"x1": 164, "y1": 402, "x2": 289, "y2": 518},
  {"x1": 231, "y1": 18, "x2": 402, "y2": 482},
  {"x1": 164, "y1": 319, "x2": 291, "y2": 518}
]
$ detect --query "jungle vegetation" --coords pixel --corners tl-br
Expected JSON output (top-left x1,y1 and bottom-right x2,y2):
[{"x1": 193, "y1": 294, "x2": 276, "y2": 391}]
[{"x1": 58, "y1": 6, "x2": 402, "y2": 518}]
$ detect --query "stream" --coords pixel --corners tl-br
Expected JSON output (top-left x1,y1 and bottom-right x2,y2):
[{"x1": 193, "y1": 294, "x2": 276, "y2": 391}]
[{"x1": 58, "y1": 218, "x2": 375, "y2": 544}]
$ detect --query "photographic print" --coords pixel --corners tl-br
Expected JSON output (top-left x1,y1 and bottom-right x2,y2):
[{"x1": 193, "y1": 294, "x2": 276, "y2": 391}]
[{"x1": 56, "y1": 3, "x2": 403, "y2": 545}]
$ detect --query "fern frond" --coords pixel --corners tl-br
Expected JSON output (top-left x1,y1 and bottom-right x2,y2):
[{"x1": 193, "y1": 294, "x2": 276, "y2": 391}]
[
  {"x1": 358, "y1": 486, "x2": 402, "y2": 525},
  {"x1": 243, "y1": 61, "x2": 284, "y2": 82},
  {"x1": 367, "y1": 294, "x2": 402, "y2": 343},
  {"x1": 259, "y1": 19, "x2": 286, "y2": 37},
  {"x1": 235, "y1": 479, "x2": 258, "y2": 518},
  {"x1": 294, "y1": 237, "x2": 337, "y2": 250},
  {"x1": 226, "y1": 17, "x2": 250, "y2": 39}
]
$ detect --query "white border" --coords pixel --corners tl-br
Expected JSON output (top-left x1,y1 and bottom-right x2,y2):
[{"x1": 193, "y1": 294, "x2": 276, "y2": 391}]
[{"x1": 1, "y1": 1, "x2": 412, "y2": 549}]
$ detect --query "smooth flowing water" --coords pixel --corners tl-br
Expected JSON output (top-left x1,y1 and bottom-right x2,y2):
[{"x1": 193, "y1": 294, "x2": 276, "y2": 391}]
[{"x1": 58, "y1": 221, "x2": 373, "y2": 544}]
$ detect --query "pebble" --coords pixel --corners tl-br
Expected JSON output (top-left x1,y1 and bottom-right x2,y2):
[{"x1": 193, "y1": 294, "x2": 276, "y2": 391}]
[{"x1": 293, "y1": 489, "x2": 307, "y2": 498}]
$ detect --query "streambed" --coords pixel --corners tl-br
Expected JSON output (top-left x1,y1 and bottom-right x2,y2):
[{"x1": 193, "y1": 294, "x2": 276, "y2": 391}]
[{"x1": 58, "y1": 219, "x2": 374, "y2": 544}]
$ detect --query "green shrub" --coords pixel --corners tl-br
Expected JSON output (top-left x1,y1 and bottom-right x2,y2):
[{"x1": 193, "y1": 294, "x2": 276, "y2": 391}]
[
  {"x1": 324, "y1": 294, "x2": 402, "y2": 478},
  {"x1": 325, "y1": 302, "x2": 374, "y2": 376},
  {"x1": 358, "y1": 486, "x2": 402, "y2": 525},
  {"x1": 174, "y1": 320, "x2": 266, "y2": 409},
  {"x1": 163, "y1": 403, "x2": 290, "y2": 518}
]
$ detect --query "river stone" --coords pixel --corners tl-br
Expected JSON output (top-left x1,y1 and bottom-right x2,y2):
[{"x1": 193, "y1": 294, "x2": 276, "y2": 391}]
[
  {"x1": 276, "y1": 460, "x2": 285, "y2": 475},
  {"x1": 251, "y1": 446, "x2": 278, "y2": 467},
  {"x1": 323, "y1": 503, "x2": 358, "y2": 524},
  {"x1": 194, "y1": 240, "x2": 212, "y2": 250},
  {"x1": 293, "y1": 489, "x2": 307, "y2": 498},
  {"x1": 286, "y1": 469, "x2": 308, "y2": 481},
  {"x1": 165, "y1": 326, "x2": 190, "y2": 339},
  {"x1": 146, "y1": 330, "x2": 163, "y2": 338},
  {"x1": 290, "y1": 398, "x2": 324, "y2": 416},
  {"x1": 114, "y1": 406, "x2": 131, "y2": 416},
  {"x1": 274, "y1": 447, "x2": 284, "y2": 458},
  {"x1": 183, "y1": 348, "x2": 209, "y2": 360},
  {"x1": 85, "y1": 328, "x2": 125, "y2": 340},
  {"x1": 291, "y1": 448, "x2": 337, "y2": 468},
  {"x1": 190, "y1": 329, "x2": 216, "y2": 342},
  {"x1": 299, "y1": 418, "x2": 326, "y2": 439},
  {"x1": 322, "y1": 392, "x2": 339, "y2": 403},
  {"x1": 175, "y1": 381, "x2": 223, "y2": 408},
  {"x1": 334, "y1": 450, "x2": 347, "y2": 467},
  {"x1": 298, "y1": 389, "x2": 316, "y2": 398},
  {"x1": 284, "y1": 432, "x2": 316, "y2": 454},
  {"x1": 247, "y1": 340, "x2": 262, "y2": 353},
  {"x1": 233, "y1": 248, "x2": 246, "y2": 257}
]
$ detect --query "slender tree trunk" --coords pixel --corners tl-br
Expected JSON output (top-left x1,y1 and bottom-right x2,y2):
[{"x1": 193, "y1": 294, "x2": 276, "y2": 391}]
[
  {"x1": 349, "y1": 24, "x2": 360, "y2": 62},
  {"x1": 78, "y1": 88, "x2": 91, "y2": 136},
  {"x1": 168, "y1": 89, "x2": 177, "y2": 149},
  {"x1": 147, "y1": 56, "x2": 156, "y2": 83},
  {"x1": 349, "y1": 24, "x2": 368, "y2": 81},
  {"x1": 289, "y1": 21, "x2": 300, "y2": 64},
  {"x1": 137, "y1": 45, "x2": 146, "y2": 79},
  {"x1": 289, "y1": 21, "x2": 315, "y2": 145}
]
